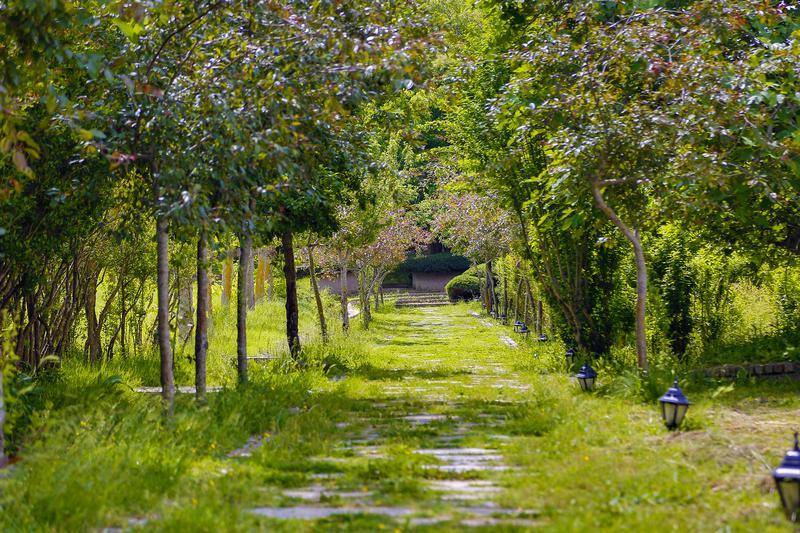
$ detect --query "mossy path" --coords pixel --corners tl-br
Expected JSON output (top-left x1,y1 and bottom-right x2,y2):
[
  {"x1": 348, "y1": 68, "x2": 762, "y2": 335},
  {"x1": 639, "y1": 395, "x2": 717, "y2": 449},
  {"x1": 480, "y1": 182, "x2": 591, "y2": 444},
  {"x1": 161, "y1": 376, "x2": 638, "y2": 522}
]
[{"x1": 243, "y1": 305, "x2": 542, "y2": 530}]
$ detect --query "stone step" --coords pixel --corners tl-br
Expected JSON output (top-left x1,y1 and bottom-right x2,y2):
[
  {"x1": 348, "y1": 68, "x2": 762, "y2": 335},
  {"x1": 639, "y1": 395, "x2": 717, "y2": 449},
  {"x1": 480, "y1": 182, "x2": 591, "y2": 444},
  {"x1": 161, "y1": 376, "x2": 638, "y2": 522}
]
[{"x1": 396, "y1": 302, "x2": 451, "y2": 308}]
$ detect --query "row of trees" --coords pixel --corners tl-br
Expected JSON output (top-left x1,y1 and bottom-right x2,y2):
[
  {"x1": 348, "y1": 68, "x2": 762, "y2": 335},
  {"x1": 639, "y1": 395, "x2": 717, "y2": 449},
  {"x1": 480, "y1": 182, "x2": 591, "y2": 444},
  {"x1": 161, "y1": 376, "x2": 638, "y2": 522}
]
[
  {"x1": 411, "y1": 0, "x2": 800, "y2": 370},
  {"x1": 0, "y1": 0, "x2": 431, "y2": 444}
]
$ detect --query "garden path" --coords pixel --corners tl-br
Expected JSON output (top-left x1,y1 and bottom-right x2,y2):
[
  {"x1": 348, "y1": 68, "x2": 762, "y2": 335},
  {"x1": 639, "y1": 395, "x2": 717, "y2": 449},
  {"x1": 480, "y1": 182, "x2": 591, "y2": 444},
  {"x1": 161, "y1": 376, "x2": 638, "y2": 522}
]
[{"x1": 243, "y1": 305, "x2": 542, "y2": 529}]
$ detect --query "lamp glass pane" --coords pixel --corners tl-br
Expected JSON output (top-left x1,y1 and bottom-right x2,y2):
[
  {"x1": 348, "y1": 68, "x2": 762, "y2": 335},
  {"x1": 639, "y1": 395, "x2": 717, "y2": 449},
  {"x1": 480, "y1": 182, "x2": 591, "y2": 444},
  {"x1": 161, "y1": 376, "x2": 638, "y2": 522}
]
[
  {"x1": 779, "y1": 479, "x2": 800, "y2": 520},
  {"x1": 662, "y1": 402, "x2": 677, "y2": 427},
  {"x1": 674, "y1": 404, "x2": 688, "y2": 427}
]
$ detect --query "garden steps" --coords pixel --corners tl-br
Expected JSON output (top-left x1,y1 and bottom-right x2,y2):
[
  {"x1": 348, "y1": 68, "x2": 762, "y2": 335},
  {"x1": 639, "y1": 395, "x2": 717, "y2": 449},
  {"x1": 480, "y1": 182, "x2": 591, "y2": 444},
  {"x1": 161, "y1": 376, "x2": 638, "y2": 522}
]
[{"x1": 394, "y1": 291, "x2": 451, "y2": 308}]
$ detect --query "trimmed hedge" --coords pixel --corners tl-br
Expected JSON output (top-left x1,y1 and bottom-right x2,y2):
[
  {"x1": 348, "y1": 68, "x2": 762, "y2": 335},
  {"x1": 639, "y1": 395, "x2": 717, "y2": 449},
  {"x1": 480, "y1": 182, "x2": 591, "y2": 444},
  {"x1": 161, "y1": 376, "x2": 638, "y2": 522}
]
[
  {"x1": 398, "y1": 253, "x2": 470, "y2": 273},
  {"x1": 446, "y1": 272, "x2": 481, "y2": 302}
]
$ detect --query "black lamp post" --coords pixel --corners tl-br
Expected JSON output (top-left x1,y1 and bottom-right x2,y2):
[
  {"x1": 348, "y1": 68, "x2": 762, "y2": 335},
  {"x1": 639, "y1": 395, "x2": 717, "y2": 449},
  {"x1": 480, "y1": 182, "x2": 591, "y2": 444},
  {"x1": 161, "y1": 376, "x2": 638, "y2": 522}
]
[
  {"x1": 773, "y1": 433, "x2": 800, "y2": 522},
  {"x1": 518, "y1": 324, "x2": 530, "y2": 338},
  {"x1": 576, "y1": 362, "x2": 597, "y2": 392},
  {"x1": 513, "y1": 320, "x2": 523, "y2": 332},
  {"x1": 658, "y1": 379, "x2": 690, "y2": 430},
  {"x1": 565, "y1": 348, "x2": 576, "y2": 366},
  {"x1": 499, "y1": 313, "x2": 508, "y2": 325}
]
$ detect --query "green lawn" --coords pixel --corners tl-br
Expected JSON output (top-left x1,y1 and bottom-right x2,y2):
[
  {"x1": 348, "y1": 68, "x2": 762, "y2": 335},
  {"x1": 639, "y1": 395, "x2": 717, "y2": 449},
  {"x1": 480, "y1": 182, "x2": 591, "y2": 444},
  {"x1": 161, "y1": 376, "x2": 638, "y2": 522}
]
[{"x1": 1, "y1": 303, "x2": 798, "y2": 531}]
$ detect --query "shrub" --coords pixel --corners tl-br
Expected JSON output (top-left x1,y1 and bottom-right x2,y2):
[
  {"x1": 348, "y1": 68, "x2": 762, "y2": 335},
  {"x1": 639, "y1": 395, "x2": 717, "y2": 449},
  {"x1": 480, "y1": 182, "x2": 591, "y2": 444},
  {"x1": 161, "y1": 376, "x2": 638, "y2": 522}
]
[{"x1": 446, "y1": 272, "x2": 481, "y2": 302}]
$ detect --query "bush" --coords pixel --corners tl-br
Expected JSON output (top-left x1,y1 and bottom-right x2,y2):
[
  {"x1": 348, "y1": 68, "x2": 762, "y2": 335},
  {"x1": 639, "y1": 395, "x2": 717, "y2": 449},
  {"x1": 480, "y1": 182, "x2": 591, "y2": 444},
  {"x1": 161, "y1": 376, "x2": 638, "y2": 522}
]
[{"x1": 446, "y1": 272, "x2": 481, "y2": 302}]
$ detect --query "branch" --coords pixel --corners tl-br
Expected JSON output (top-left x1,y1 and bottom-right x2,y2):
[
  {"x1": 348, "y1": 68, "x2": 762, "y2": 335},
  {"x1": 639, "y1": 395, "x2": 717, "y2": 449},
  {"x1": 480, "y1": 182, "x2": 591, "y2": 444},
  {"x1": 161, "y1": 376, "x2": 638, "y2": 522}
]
[{"x1": 598, "y1": 177, "x2": 647, "y2": 187}]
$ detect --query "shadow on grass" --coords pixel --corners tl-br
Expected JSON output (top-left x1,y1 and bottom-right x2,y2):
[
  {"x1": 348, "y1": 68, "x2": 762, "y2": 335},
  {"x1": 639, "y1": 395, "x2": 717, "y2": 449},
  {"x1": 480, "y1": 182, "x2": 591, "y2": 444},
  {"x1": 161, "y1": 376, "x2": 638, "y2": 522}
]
[{"x1": 353, "y1": 363, "x2": 473, "y2": 381}]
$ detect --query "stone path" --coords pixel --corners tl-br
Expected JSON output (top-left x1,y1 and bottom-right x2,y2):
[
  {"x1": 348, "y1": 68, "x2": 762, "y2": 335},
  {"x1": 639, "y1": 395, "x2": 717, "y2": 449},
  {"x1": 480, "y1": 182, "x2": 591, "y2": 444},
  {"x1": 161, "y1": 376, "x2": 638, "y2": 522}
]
[{"x1": 238, "y1": 306, "x2": 541, "y2": 528}]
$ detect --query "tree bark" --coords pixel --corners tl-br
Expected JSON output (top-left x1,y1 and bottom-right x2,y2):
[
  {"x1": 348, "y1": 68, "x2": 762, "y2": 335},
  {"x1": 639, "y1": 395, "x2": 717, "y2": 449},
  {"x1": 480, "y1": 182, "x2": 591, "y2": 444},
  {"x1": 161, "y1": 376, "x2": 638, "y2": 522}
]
[
  {"x1": 237, "y1": 233, "x2": 251, "y2": 384},
  {"x1": 84, "y1": 265, "x2": 101, "y2": 364},
  {"x1": 486, "y1": 261, "x2": 497, "y2": 314},
  {"x1": 177, "y1": 275, "x2": 194, "y2": 343},
  {"x1": 591, "y1": 182, "x2": 648, "y2": 370},
  {"x1": 339, "y1": 256, "x2": 350, "y2": 332},
  {"x1": 307, "y1": 244, "x2": 328, "y2": 342},
  {"x1": 156, "y1": 215, "x2": 175, "y2": 410},
  {"x1": 195, "y1": 232, "x2": 209, "y2": 402},
  {"x1": 282, "y1": 230, "x2": 300, "y2": 358}
]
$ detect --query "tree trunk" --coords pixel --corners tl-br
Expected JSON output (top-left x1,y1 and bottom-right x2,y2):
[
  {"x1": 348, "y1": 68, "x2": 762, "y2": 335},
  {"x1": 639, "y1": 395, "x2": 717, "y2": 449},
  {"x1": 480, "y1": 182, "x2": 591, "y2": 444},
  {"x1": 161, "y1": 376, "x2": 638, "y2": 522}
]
[
  {"x1": 591, "y1": 182, "x2": 648, "y2": 370},
  {"x1": 84, "y1": 265, "x2": 101, "y2": 364},
  {"x1": 339, "y1": 257, "x2": 350, "y2": 332},
  {"x1": 502, "y1": 264, "x2": 508, "y2": 317},
  {"x1": 195, "y1": 232, "x2": 209, "y2": 402},
  {"x1": 177, "y1": 275, "x2": 194, "y2": 343},
  {"x1": 120, "y1": 274, "x2": 127, "y2": 358},
  {"x1": 307, "y1": 244, "x2": 328, "y2": 342},
  {"x1": 486, "y1": 261, "x2": 497, "y2": 314},
  {"x1": 282, "y1": 230, "x2": 300, "y2": 358},
  {"x1": 359, "y1": 269, "x2": 372, "y2": 329},
  {"x1": 156, "y1": 216, "x2": 175, "y2": 410},
  {"x1": 222, "y1": 254, "x2": 233, "y2": 307},
  {"x1": 237, "y1": 233, "x2": 251, "y2": 384}
]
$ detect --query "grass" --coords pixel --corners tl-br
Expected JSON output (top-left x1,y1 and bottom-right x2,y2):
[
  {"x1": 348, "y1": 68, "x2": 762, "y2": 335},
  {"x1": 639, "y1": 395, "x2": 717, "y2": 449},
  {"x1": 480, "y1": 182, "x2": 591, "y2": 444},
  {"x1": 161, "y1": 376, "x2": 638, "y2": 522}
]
[{"x1": 2, "y1": 300, "x2": 800, "y2": 531}]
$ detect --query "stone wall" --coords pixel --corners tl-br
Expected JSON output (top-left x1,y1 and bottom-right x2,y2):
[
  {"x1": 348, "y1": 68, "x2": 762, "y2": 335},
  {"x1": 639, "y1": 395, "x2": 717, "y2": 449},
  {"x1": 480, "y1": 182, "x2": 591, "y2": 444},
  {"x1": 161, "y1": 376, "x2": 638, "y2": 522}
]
[{"x1": 703, "y1": 362, "x2": 799, "y2": 378}]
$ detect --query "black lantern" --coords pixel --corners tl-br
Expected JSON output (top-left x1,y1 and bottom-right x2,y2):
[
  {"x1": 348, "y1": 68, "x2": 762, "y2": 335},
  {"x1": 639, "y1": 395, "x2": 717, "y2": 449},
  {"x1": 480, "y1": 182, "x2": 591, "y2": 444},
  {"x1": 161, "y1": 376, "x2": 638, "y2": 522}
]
[
  {"x1": 575, "y1": 363, "x2": 597, "y2": 392},
  {"x1": 513, "y1": 320, "x2": 523, "y2": 332},
  {"x1": 538, "y1": 334, "x2": 548, "y2": 342},
  {"x1": 499, "y1": 314, "x2": 508, "y2": 325},
  {"x1": 658, "y1": 379, "x2": 690, "y2": 430},
  {"x1": 565, "y1": 348, "x2": 576, "y2": 366},
  {"x1": 773, "y1": 433, "x2": 800, "y2": 522},
  {"x1": 518, "y1": 324, "x2": 530, "y2": 337}
]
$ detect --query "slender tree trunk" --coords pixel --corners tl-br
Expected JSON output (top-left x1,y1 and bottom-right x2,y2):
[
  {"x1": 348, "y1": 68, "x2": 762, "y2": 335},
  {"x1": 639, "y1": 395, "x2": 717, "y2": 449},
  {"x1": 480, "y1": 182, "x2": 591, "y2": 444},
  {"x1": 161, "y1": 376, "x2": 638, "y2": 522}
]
[
  {"x1": 222, "y1": 254, "x2": 233, "y2": 307},
  {"x1": 502, "y1": 263, "x2": 508, "y2": 317},
  {"x1": 177, "y1": 276, "x2": 194, "y2": 343},
  {"x1": 307, "y1": 244, "x2": 328, "y2": 342},
  {"x1": 282, "y1": 230, "x2": 300, "y2": 358},
  {"x1": 156, "y1": 216, "x2": 175, "y2": 410},
  {"x1": 514, "y1": 278, "x2": 523, "y2": 322},
  {"x1": 120, "y1": 274, "x2": 127, "y2": 358},
  {"x1": 340, "y1": 256, "x2": 350, "y2": 332},
  {"x1": 195, "y1": 232, "x2": 209, "y2": 402},
  {"x1": 359, "y1": 269, "x2": 372, "y2": 328},
  {"x1": 237, "y1": 233, "x2": 251, "y2": 384},
  {"x1": 537, "y1": 300, "x2": 544, "y2": 336},
  {"x1": 591, "y1": 182, "x2": 648, "y2": 370},
  {"x1": 486, "y1": 261, "x2": 497, "y2": 314},
  {"x1": 84, "y1": 266, "x2": 101, "y2": 364}
]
